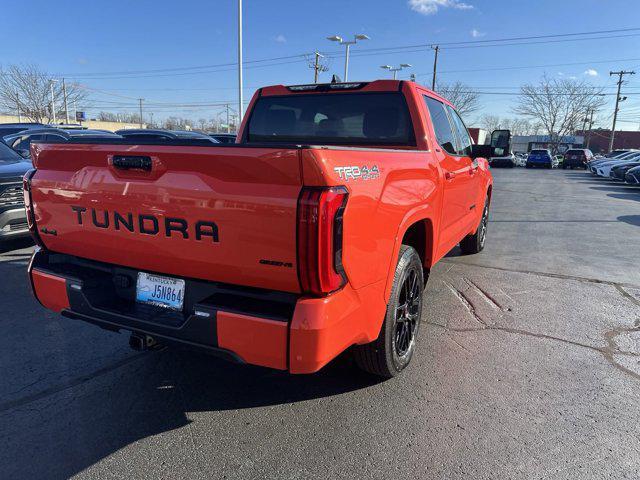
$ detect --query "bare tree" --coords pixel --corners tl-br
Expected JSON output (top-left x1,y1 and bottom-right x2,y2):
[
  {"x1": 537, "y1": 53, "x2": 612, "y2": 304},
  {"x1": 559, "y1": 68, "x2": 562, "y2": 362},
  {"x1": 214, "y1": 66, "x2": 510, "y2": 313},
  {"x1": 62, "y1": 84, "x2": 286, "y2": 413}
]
[
  {"x1": 0, "y1": 64, "x2": 88, "y2": 124},
  {"x1": 513, "y1": 75, "x2": 605, "y2": 153},
  {"x1": 435, "y1": 81, "x2": 481, "y2": 117},
  {"x1": 478, "y1": 114, "x2": 502, "y2": 133},
  {"x1": 97, "y1": 111, "x2": 141, "y2": 124}
]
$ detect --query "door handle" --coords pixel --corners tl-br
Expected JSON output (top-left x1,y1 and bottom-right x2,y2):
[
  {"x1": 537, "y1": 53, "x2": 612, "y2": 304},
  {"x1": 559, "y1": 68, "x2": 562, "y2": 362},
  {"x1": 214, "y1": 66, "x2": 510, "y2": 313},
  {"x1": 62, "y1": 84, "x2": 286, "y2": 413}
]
[
  {"x1": 112, "y1": 155, "x2": 152, "y2": 171},
  {"x1": 445, "y1": 171, "x2": 456, "y2": 180}
]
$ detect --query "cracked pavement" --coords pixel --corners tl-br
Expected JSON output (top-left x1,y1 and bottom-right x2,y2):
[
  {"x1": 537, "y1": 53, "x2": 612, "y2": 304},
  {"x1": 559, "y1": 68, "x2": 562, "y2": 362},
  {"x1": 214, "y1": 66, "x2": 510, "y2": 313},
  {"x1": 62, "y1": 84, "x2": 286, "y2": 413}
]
[{"x1": 0, "y1": 169, "x2": 639, "y2": 479}]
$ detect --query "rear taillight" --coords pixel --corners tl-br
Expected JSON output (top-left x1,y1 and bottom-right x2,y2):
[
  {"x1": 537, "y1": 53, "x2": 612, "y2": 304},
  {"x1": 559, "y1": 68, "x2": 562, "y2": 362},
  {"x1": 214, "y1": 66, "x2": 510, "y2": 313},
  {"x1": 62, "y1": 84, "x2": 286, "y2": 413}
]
[
  {"x1": 297, "y1": 186, "x2": 348, "y2": 296},
  {"x1": 23, "y1": 169, "x2": 44, "y2": 248}
]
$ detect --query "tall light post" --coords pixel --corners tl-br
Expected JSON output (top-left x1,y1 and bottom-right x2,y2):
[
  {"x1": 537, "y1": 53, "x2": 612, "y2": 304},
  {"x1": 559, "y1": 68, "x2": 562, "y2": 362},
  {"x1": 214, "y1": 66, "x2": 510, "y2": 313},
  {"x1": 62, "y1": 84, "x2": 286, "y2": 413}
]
[
  {"x1": 49, "y1": 79, "x2": 58, "y2": 124},
  {"x1": 380, "y1": 64, "x2": 412, "y2": 80},
  {"x1": 326, "y1": 34, "x2": 370, "y2": 81},
  {"x1": 237, "y1": 0, "x2": 244, "y2": 124}
]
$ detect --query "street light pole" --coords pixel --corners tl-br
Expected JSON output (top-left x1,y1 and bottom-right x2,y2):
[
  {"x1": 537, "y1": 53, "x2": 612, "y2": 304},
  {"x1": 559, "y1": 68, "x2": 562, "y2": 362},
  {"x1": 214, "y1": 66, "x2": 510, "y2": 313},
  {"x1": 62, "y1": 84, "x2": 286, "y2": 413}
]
[
  {"x1": 327, "y1": 34, "x2": 370, "y2": 82},
  {"x1": 138, "y1": 98, "x2": 144, "y2": 128},
  {"x1": 62, "y1": 78, "x2": 69, "y2": 124},
  {"x1": 16, "y1": 92, "x2": 22, "y2": 122},
  {"x1": 238, "y1": 0, "x2": 244, "y2": 124},
  {"x1": 380, "y1": 64, "x2": 412, "y2": 80}
]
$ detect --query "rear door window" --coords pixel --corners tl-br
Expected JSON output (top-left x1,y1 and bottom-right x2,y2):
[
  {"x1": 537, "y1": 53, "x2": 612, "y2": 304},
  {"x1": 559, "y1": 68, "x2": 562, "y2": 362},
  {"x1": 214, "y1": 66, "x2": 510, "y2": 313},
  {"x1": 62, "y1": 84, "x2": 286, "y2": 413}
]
[
  {"x1": 423, "y1": 96, "x2": 457, "y2": 155},
  {"x1": 445, "y1": 105, "x2": 472, "y2": 156},
  {"x1": 15, "y1": 134, "x2": 44, "y2": 151}
]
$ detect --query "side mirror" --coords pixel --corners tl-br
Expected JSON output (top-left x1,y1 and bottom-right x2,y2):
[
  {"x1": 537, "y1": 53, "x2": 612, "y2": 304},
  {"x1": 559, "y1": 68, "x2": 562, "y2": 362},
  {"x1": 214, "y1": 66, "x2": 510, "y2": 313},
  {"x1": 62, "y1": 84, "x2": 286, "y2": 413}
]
[{"x1": 490, "y1": 129, "x2": 511, "y2": 157}]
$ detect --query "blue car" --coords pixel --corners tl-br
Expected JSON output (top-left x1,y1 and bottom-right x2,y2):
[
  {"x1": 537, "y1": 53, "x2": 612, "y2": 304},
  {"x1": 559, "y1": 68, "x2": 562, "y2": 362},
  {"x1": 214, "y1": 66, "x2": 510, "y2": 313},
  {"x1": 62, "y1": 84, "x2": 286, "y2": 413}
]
[{"x1": 526, "y1": 149, "x2": 554, "y2": 169}]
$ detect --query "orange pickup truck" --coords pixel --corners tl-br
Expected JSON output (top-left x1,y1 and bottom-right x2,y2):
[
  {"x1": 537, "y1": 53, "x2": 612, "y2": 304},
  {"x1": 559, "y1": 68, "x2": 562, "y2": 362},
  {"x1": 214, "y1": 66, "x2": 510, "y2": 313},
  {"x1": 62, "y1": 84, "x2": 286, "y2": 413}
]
[{"x1": 24, "y1": 80, "x2": 496, "y2": 378}]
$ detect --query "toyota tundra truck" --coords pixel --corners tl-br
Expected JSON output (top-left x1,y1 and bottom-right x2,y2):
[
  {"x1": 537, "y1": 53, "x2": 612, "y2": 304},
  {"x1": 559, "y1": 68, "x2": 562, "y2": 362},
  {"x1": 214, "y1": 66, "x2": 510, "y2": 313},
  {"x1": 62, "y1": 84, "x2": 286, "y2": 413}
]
[{"x1": 24, "y1": 80, "x2": 495, "y2": 378}]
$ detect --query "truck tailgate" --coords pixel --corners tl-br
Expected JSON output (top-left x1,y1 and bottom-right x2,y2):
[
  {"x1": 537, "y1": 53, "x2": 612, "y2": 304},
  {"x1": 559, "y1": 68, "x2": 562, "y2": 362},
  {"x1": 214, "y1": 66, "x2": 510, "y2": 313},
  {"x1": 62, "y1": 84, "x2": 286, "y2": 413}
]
[{"x1": 30, "y1": 143, "x2": 302, "y2": 293}]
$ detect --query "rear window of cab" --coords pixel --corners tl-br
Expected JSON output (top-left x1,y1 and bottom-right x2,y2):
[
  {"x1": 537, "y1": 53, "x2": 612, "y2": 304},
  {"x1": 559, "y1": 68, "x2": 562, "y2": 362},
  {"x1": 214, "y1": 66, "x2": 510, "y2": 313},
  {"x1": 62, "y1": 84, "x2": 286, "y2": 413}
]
[{"x1": 246, "y1": 92, "x2": 416, "y2": 146}]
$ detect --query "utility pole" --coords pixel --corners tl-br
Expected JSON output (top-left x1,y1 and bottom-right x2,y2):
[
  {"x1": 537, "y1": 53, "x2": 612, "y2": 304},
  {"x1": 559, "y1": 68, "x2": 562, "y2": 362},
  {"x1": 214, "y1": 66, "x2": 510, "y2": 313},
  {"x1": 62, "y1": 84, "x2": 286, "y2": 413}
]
[
  {"x1": 431, "y1": 45, "x2": 439, "y2": 91},
  {"x1": 62, "y1": 78, "x2": 70, "y2": 124},
  {"x1": 138, "y1": 98, "x2": 144, "y2": 128},
  {"x1": 237, "y1": 0, "x2": 244, "y2": 124},
  {"x1": 314, "y1": 52, "x2": 324, "y2": 83},
  {"x1": 586, "y1": 108, "x2": 595, "y2": 148},
  {"x1": 226, "y1": 104, "x2": 230, "y2": 133},
  {"x1": 150, "y1": 112, "x2": 154, "y2": 128},
  {"x1": 609, "y1": 70, "x2": 635, "y2": 152},
  {"x1": 50, "y1": 80, "x2": 58, "y2": 124}
]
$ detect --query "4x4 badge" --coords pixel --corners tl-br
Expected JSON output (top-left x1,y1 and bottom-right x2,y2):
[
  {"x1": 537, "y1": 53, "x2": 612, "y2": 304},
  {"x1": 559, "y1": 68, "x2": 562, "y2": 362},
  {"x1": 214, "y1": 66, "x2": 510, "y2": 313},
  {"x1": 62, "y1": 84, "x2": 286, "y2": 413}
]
[{"x1": 334, "y1": 165, "x2": 380, "y2": 181}]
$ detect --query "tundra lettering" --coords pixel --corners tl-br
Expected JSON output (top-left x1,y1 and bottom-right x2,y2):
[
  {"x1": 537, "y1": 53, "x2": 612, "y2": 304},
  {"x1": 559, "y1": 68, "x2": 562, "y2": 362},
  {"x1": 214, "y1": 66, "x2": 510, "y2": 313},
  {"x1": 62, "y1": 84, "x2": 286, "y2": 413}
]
[
  {"x1": 27, "y1": 80, "x2": 494, "y2": 379},
  {"x1": 70, "y1": 206, "x2": 219, "y2": 242}
]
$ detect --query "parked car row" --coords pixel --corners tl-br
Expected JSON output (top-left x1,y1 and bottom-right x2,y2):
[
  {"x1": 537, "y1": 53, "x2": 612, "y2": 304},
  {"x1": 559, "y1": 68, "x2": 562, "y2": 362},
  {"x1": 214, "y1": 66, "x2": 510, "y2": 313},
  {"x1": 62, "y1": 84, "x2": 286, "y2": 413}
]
[
  {"x1": 585, "y1": 149, "x2": 640, "y2": 185},
  {"x1": 0, "y1": 122, "x2": 238, "y2": 247}
]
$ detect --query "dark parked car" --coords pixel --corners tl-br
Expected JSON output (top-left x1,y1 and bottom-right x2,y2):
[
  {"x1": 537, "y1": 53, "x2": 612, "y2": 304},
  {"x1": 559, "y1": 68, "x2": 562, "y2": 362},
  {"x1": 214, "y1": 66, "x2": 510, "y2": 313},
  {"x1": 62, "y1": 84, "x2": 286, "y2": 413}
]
[
  {"x1": 0, "y1": 141, "x2": 32, "y2": 244},
  {"x1": 209, "y1": 133, "x2": 237, "y2": 144},
  {"x1": 116, "y1": 129, "x2": 219, "y2": 143},
  {"x1": 610, "y1": 160, "x2": 640, "y2": 181},
  {"x1": 563, "y1": 149, "x2": 594, "y2": 169},
  {"x1": 4, "y1": 128, "x2": 120, "y2": 159},
  {"x1": 489, "y1": 153, "x2": 516, "y2": 168},
  {"x1": 526, "y1": 149, "x2": 554, "y2": 169},
  {"x1": 0, "y1": 122, "x2": 46, "y2": 139},
  {"x1": 624, "y1": 165, "x2": 640, "y2": 185}
]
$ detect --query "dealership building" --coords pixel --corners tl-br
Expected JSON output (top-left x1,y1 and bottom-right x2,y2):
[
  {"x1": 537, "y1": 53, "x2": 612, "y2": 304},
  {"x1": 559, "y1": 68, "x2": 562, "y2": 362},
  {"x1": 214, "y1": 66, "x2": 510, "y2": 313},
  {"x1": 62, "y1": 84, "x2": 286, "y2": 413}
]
[{"x1": 511, "y1": 135, "x2": 585, "y2": 154}]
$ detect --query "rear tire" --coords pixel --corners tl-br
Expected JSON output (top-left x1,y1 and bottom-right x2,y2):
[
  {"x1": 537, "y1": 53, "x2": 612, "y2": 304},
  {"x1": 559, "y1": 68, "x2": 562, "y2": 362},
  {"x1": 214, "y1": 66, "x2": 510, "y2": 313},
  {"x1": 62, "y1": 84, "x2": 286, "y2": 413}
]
[
  {"x1": 353, "y1": 245, "x2": 424, "y2": 378},
  {"x1": 460, "y1": 196, "x2": 489, "y2": 255}
]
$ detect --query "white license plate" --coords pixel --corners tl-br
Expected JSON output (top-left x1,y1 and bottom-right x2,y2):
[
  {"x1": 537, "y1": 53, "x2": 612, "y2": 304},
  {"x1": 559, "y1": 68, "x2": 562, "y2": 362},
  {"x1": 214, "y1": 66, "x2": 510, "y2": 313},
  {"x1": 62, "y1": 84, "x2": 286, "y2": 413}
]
[{"x1": 136, "y1": 272, "x2": 185, "y2": 310}]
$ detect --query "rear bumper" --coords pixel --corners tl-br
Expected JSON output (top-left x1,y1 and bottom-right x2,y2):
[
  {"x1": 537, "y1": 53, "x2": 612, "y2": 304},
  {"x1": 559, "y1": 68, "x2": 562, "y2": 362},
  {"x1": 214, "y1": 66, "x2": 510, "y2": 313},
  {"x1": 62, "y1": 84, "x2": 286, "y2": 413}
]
[
  {"x1": 28, "y1": 249, "x2": 386, "y2": 374},
  {"x1": 0, "y1": 208, "x2": 29, "y2": 240},
  {"x1": 489, "y1": 158, "x2": 515, "y2": 167},
  {"x1": 563, "y1": 159, "x2": 586, "y2": 168},
  {"x1": 526, "y1": 159, "x2": 552, "y2": 167}
]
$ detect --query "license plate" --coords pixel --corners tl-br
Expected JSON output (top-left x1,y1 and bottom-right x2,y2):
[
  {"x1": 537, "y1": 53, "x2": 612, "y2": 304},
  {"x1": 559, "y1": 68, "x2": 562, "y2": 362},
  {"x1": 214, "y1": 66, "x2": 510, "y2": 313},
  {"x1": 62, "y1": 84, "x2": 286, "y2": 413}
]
[{"x1": 136, "y1": 272, "x2": 185, "y2": 310}]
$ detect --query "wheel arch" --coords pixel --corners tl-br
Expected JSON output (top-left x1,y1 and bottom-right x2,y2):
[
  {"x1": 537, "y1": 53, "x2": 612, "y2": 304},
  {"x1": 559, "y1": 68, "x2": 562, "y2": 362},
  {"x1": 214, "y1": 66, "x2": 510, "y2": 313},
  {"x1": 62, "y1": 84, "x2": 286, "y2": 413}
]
[{"x1": 384, "y1": 215, "x2": 435, "y2": 301}]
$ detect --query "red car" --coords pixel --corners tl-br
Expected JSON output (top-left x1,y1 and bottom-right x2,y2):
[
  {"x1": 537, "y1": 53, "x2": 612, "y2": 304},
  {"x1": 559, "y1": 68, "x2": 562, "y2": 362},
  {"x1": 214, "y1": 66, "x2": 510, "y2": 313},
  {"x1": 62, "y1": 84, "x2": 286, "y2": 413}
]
[
  {"x1": 25, "y1": 80, "x2": 494, "y2": 378},
  {"x1": 563, "y1": 148, "x2": 594, "y2": 169}
]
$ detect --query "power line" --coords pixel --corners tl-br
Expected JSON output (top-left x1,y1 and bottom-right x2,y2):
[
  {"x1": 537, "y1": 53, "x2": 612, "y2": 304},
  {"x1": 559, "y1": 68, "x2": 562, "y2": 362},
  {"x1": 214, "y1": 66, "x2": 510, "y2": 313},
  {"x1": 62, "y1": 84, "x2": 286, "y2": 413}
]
[
  {"x1": 410, "y1": 57, "x2": 640, "y2": 76},
  {"x1": 26, "y1": 26, "x2": 640, "y2": 81}
]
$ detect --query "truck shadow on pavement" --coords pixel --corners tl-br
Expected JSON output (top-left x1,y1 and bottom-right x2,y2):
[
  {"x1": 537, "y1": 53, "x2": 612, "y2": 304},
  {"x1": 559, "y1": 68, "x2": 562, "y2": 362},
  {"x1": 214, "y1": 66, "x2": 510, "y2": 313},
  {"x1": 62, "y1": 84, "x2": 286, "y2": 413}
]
[
  {"x1": 2, "y1": 333, "x2": 383, "y2": 478},
  {"x1": 618, "y1": 215, "x2": 640, "y2": 227},
  {"x1": 0, "y1": 237, "x2": 33, "y2": 254}
]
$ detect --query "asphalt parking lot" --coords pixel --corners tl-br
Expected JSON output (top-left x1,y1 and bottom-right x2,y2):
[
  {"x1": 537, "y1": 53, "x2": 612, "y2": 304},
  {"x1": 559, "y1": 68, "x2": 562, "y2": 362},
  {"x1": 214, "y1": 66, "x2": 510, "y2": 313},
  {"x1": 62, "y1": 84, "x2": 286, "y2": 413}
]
[{"x1": 1, "y1": 168, "x2": 639, "y2": 479}]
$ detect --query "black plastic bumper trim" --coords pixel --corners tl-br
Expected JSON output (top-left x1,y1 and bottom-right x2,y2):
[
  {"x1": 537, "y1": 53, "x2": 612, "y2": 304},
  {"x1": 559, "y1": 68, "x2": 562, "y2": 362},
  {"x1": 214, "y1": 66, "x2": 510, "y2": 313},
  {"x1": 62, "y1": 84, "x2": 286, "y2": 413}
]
[{"x1": 61, "y1": 309, "x2": 245, "y2": 364}]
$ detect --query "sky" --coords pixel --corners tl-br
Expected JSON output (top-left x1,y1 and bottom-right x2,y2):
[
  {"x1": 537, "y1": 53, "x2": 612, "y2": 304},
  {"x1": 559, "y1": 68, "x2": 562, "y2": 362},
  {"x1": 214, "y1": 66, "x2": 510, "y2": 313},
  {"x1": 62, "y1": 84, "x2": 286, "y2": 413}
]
[{"x1": 1, "y1": 0, "x2": 640, "y2": 128}]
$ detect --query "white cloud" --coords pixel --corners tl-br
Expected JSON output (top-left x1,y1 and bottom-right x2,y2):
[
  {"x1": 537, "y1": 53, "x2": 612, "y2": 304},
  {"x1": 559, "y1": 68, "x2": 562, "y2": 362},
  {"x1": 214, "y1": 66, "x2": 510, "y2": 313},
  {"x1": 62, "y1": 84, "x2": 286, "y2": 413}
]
[
  {"x1": 584, "y1": 68, "x2": 598, "y2": 77},
  {"x1": 274, "y1": 34, "x2": 286, "y2": 44},
  {"x1": 408, "y1": 0, "x2": 473, "y2": 15},
  {"x1": 470, "y1": 29, "x2": 485, "y2": 38}
]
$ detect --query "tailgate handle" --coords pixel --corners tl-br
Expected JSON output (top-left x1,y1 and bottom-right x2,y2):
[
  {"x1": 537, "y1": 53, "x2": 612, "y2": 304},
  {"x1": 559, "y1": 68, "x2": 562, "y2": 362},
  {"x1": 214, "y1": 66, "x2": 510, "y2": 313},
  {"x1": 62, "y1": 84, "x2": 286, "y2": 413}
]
[{"x1": 112, "y1": 155, "x2": 152, "y2": 171}]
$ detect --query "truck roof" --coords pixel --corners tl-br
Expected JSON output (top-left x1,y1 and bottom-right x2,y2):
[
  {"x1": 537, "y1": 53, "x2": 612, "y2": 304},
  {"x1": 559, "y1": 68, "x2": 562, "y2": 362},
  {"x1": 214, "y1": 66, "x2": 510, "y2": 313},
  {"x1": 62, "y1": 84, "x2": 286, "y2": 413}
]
[{"x1": 259, "y1": 79, "x2": 452, "y2": 106}]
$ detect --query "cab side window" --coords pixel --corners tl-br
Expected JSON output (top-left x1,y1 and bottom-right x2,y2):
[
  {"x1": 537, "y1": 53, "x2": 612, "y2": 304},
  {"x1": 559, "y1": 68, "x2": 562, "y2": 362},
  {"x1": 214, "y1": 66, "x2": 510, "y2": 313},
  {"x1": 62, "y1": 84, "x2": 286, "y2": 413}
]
[
  {"x1": 446, "y1": 105, "x2": 473, "y2": 157},
  {"x1": 423, "y1": 95, "x2": 457, "y2": 155}
]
